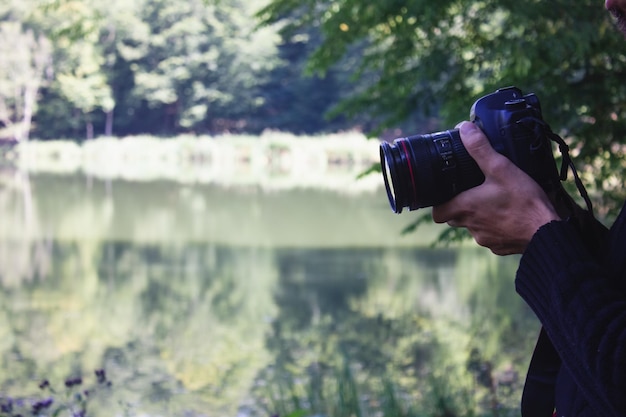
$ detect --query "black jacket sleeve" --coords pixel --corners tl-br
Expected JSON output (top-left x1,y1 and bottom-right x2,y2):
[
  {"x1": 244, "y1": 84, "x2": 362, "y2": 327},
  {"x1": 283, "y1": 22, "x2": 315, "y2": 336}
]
[{"x1": 515, "y1": 219, "x2": 626, "y2": 416}]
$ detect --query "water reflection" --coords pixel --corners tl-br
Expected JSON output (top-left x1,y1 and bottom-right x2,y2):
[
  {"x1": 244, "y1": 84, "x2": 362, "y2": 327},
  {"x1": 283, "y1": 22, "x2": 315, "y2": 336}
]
[{"x1": 0, "y1": 172, "x2": 539, "y2": 416}]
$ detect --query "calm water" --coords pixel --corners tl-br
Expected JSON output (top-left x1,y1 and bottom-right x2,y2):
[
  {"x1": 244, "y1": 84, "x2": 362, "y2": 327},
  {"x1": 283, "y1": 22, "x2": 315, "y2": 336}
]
[{"x1": 0, "y1": 171, "x2": 539, "y2": 416}]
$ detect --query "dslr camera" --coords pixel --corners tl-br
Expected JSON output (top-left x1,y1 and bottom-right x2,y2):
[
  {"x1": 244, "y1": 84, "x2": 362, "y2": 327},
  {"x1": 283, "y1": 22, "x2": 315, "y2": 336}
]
[{"x1": 380, "y1": 86, "x2": 563, "y2": 213}]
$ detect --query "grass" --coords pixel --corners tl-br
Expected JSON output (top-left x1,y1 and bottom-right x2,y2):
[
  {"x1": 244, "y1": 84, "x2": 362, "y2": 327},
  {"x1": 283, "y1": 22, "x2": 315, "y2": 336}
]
[{"x1": 255, "y1": 357, "x2": 521, "y2": 417}]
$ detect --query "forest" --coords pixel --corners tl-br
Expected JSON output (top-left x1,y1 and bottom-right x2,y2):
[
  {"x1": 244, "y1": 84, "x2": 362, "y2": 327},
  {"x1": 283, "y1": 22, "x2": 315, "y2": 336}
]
[
  {"x1": 0, "y1": 0, "x2": 364, "y2": 141},
  {"x1": 2, "y1": 0, "x2": 626, "y2": 216}
]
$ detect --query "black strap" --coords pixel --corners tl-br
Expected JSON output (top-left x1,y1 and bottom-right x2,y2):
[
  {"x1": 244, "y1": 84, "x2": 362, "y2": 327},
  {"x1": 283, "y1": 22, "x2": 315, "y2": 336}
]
[
  {"x1": 522, "y1": 328, "x2": 561, "y2": 417},
  {"x1": 546, "y1": 129, "x2": 594, "y2": 215},
  {"x1": 518, "y1": 116, "x2": 595, "y2": 215}
]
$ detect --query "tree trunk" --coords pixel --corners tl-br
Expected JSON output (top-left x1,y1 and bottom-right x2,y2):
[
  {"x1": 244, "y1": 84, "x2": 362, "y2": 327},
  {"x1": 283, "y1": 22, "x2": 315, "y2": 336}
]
[
  {"x1": 105, "y1": 109, "x2": 114, "y2": 136},
  {"x1": 86, "y1": 120, "x2": 94, "y2": 140},
  {"x1": 20, "y1": 82, "x2": 38, "y2": 142}
]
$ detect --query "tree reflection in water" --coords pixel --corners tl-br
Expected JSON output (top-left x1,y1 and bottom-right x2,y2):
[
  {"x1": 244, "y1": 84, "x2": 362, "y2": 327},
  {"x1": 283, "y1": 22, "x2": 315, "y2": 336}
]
[{"x1": 0, "y1": 173, "x2": 539, "y2": 416}]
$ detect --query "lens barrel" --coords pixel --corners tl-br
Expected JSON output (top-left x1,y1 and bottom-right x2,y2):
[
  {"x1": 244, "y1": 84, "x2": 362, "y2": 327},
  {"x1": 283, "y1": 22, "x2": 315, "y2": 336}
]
[{"x1": 379, "y1": 129, "x2": 484, "y2": 212}]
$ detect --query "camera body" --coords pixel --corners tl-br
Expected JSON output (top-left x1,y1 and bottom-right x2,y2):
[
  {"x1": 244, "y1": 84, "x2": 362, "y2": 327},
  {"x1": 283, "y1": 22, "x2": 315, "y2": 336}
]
[{"x1": 380, "y1": 86, "x2": 562, "y2": 212}]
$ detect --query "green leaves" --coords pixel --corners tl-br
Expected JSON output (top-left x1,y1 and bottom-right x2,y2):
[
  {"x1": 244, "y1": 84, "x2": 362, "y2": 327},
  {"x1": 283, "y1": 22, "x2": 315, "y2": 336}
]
[
  {"x1": 258, "y1": 0, "x2": 626, "y2": 220},
  {"x1": 1, "y1": 0, "x2": 285, "y2": 138},
  {"x1": 2, "y1": 0, "x2": 626, "y2": 220}
]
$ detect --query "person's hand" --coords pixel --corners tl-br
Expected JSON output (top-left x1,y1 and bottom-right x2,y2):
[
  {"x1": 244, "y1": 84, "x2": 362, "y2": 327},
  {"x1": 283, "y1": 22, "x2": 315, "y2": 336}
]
[{"x1": 431, "y1": 121, "x2": 560, "y2": 255}]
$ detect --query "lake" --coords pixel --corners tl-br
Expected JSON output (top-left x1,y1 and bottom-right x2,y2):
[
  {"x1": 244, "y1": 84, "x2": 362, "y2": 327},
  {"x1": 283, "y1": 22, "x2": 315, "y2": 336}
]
[{"x1": 0, "y1": 167, "x2": 540, "y2": 417}]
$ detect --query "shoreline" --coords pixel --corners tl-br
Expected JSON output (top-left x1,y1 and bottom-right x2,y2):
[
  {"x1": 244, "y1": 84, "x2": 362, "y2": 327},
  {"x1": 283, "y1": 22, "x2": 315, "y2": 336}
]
[{"x1": 7, "y1": 132, "x2": 383, "y2": 193}]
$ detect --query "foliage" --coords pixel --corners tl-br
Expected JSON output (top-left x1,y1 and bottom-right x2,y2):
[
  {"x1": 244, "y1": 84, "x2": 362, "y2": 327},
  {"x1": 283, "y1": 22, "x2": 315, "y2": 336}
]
[
  {"x1": 253, "y1": 247, "x2": 532, "y2": 417},
  {"x1": 0, "y1": 0, "x2": 290, "y2": 138},
  {"x1": 0, "y1": 370, "x2": 112, "y2": 417},
  {"x1": 257, "y1": 0, "x2": 626, "y2": 220},
  {"x1": 3, "y1": 0, "x2": 625, "y2": 218},
  {"x1": 259, "y1": 363, "x2": 479, "y2": 417}
]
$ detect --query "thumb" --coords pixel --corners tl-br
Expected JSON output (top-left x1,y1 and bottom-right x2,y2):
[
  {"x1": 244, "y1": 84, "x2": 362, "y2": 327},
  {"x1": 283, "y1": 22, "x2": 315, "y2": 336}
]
[{"x1": 459, "y1": 121, "x2": 507, "y2": 175}]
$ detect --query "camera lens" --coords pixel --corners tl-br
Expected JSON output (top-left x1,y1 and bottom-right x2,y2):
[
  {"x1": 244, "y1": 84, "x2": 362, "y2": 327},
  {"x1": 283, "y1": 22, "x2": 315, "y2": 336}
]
[
  {"x1": 379, "y1": 129, "x2": 484, "y2": 212},
  {"x1": 380, "y1": 149, "x2": 398, "y2": 211}
]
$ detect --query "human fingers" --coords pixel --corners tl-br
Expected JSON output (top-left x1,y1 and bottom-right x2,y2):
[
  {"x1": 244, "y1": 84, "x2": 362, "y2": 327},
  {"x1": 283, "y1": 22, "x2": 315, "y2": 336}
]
[
  {"x1": 458, "y1": 121, "x2": 513, "y2": 177},
  {"x1": 431, "y1": 192, "x2": 471, "y2": 224}
]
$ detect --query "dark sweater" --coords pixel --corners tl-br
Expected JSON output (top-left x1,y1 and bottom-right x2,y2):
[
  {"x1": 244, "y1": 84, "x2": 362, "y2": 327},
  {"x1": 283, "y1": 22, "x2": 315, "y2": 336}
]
[{"x1": 515, "y1": 207, "x2": 626, "y2": 416}]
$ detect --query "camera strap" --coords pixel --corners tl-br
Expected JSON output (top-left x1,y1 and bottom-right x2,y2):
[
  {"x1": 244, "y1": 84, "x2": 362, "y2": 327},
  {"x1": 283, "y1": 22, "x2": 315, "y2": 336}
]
[
  {"x1": 521, "y1": 327, "x2": 560, "y2": 417},
  {"x1": 548, "y1": 131, "x2": 594, "y2": 215},
  {"x1": 519, "y1": 116, "x2": 595, "y2": 216},
  {"x1": 520, "y1": 115, "x2": 610, "y2": 255}
]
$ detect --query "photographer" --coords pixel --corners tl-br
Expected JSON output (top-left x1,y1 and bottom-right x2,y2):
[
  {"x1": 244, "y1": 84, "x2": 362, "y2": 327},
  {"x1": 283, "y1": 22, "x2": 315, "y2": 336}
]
[{"x1": 431, "y1": 1, "x2": 626, "y2": 415}]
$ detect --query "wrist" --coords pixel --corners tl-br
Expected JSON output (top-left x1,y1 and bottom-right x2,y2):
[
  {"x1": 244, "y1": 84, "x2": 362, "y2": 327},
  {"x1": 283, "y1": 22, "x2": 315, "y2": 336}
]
[{"x1": 522, "y1": 202, "x2": 560, "y2": 248}]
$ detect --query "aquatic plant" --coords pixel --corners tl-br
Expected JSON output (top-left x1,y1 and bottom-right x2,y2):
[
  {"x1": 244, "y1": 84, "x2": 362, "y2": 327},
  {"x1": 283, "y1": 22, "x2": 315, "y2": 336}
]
[{"x1": 0, "y1": 369, "x2": 112, "y2": 417}]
